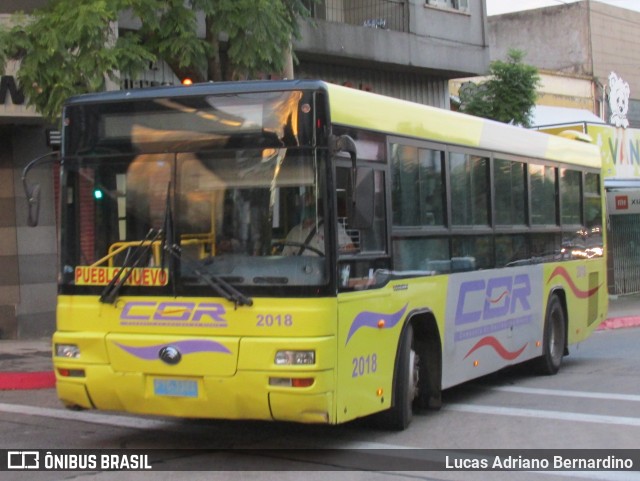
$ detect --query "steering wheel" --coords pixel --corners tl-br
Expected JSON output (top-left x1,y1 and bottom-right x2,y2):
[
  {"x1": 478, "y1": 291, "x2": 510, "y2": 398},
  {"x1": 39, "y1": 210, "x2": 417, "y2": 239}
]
[{"x1": 272, "y1": 240, "x2": 325, "y2": 257}]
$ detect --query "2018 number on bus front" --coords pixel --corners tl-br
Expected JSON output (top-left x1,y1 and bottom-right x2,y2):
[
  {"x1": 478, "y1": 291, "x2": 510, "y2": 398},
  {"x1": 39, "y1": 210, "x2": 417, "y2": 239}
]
[{"x1": 256, "y1": 314, "x2": 294, "y2": 327}]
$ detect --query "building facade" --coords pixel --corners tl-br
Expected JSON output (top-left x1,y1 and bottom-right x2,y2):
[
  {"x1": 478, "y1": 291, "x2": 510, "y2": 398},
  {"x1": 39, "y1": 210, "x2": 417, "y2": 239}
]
[
  {"x1": 1, "y1": 0, "x2": 490, "y2": 338},
  {"x1": 1, "y1": 3, "x2": 57, "y2": 339},
  {"x1": 489, "y1": 0, "x2": 640, "y2": 127},
  {"x1": 488, "y1": 1, "x2": 640, "y2": 294},
  {"x1": 295, "y1": 0, "x2": 488, "y2": 107}
]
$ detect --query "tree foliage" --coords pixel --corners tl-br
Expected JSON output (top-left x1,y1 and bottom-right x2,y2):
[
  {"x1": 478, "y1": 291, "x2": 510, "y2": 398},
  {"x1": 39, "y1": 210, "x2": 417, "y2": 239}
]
[
  {"x1": 0, "y1": 0, "x2": 314, "y2": 123},
  {"x1": 459, "y1": 49, "x2": 541, "y2": 128}
]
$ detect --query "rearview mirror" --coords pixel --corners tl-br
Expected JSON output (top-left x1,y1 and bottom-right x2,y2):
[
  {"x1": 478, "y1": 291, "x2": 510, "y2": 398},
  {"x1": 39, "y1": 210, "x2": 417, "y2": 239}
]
[
  {"x1": 331, "y1": 134, "x2": 357, "y2": 166},
  {"x1": 21, "y1": 152, "x2": 59, "y2": 227},
  {"x1": 25, "y1": 184, "x2": 42, "y2": 227}
]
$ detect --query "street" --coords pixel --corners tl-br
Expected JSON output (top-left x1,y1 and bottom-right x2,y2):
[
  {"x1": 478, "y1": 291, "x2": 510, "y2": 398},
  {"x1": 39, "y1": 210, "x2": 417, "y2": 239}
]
[{"x1": 1, "y1": 327, "x2": 640, "y2": 481}]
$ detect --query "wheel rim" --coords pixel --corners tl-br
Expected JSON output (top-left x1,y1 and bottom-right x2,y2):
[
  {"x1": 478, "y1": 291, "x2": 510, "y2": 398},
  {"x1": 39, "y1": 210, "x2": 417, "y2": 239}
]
[
  {"x1": 549, "y1": 309, "x2": 563, "y2": 366},
  {"x1": 408, "y1": 349, "x2": 419, "y2": 402}
]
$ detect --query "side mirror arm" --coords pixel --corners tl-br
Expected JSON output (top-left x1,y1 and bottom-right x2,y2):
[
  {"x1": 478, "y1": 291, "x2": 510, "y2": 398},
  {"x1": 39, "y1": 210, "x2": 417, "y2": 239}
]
[{"x1": 21, "y1": 151, "x2": 59, "y2": 227}]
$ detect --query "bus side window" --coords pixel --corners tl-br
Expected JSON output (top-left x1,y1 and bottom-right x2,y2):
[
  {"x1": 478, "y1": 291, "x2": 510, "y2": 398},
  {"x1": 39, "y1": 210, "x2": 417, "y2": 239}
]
[{"x1": 337, "y1": 166, "x2": 389, "y2": 290}]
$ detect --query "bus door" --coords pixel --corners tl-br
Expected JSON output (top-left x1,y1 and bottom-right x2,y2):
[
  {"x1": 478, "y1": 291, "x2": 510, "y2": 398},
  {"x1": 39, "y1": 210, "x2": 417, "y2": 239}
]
[{"x1": 334, "y1": 161, "x2": 397, "y2": 423}]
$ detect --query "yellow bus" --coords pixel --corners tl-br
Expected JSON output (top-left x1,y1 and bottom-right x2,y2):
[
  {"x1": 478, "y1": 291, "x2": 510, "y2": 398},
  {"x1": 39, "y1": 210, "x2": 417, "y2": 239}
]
[{"x1": 51, "y1": 80, "x2": 606, "y2": 430}]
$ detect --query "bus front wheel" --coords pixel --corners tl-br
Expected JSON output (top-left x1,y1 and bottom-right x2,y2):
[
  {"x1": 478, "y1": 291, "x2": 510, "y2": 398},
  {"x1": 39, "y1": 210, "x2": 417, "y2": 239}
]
[{"x1": 376, "y1": 323, "x2": 419, "y2": 430}]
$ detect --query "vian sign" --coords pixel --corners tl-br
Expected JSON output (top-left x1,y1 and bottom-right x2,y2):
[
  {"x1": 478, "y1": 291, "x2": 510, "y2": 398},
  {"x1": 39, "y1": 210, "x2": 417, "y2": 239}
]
[
  {"x1": 0, "y1": 67, "x2": 39, "y2": 118},
  {"x1": 0, "y1": 75, "x2": 24, "y2": 104}
]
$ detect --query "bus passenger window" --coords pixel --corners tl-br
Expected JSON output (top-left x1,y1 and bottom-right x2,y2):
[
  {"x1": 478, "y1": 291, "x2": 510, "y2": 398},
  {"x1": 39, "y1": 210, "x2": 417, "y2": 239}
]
[
  {"x1": 530, "y1": 164, "x2": 557, "y2": 225},
  {"x1": 495, "y1": 159, "x2": 526, "y2": 226},
  {"x1": 391, "y1": 144, "x2": 445, "y2": 227},
  {"x1": 337, "y1": 166, "x2": 389, "y2": 290},
  {"x1": 450, "y1": 152, "x2": 489, "y2": 226}
]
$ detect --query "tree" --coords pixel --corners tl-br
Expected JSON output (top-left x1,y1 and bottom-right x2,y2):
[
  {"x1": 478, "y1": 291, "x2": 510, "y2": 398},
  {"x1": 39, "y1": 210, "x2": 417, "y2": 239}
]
[
  {"x1": 458, "y1": 49, "x2": 541, "y2": 128},
  {"x1": 0, "y1": 0, "x2": 314, "y2": 123}
]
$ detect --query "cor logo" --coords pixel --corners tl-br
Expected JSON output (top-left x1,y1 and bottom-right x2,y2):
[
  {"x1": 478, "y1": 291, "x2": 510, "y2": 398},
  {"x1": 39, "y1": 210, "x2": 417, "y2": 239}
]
[
  {"x1": 455, "y1": 274, "x2": 531, "y2": 325},
  {"x1": 120, "y1": 301, "x2": 227, "y2": 327}
]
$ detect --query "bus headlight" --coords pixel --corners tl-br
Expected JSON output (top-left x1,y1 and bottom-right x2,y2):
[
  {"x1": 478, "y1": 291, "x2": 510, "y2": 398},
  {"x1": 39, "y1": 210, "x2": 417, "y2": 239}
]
[
  {"x1": 274, "y1": 350, "x2": 315, "y2": 366},
  {"x1": 55, "y1": 344, "x2": 80, "y2": 359}
]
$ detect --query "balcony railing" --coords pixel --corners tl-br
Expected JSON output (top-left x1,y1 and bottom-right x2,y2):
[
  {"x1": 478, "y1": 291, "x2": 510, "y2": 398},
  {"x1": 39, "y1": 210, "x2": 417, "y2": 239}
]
[{"x1": 305, "y1": 0, "x2": 408, "y2": 33}]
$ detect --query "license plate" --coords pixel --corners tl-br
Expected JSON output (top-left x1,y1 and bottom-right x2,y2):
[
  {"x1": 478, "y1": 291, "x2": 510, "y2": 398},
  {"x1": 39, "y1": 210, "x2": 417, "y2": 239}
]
[{"x1": 153, "y1": 379, "x2": 198, "y2": 398}]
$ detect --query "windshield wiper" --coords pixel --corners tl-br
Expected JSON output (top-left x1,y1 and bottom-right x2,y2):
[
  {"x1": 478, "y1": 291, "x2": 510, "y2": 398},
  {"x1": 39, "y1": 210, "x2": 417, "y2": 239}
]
[
  {"x1": 99, "y1": 229, "x2": 163, "y2": 304},
  {"x1": 164, "y1": 244, "x2": 253, "y2": 308}
]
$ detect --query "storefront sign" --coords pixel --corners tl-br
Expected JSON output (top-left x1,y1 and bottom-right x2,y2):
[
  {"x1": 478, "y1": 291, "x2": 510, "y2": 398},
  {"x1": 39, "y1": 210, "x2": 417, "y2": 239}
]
[
  {"x1": 608, "y1": 72, "x2": 630, "y2": 129},
  {"x1": 0, "y1": 68, "x2": 39, "y2": 118},
  {"x1": 0, "y1": 75, "x2": 24, "y2": 105},
  {"x1": 589, "y1": 72, "x2": 640, "y2": 180},
  {"x1": 587, "y1": 124, "x2": 640, "y2": 179},
  {"x1": 606, "y1": 190, "x2": 640, "y2": 215}
]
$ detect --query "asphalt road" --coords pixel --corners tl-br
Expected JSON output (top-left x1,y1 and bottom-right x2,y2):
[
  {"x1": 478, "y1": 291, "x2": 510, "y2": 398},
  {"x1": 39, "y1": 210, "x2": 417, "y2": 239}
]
[{"x1": 1, "y1": 327, "x2": 640, "y2": 481}]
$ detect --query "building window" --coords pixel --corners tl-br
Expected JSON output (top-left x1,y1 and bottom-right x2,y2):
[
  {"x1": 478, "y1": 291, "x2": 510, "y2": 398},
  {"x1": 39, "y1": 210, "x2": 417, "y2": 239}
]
[{"x1": 425, "y1": 0, "x2": 469, "y2": 12}]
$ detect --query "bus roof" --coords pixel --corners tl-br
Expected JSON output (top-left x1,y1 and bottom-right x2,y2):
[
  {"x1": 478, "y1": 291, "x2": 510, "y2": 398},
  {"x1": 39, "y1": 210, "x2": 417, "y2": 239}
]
[
  {"x1": 64, "y1": 79, "x2": 601, "y2": 170},
  {"x1": 324, "y1": 82, "x2": 602, "y2": 170},
  {"x1": 62, "y1": 79, "x2": 327, "y2": 105}
]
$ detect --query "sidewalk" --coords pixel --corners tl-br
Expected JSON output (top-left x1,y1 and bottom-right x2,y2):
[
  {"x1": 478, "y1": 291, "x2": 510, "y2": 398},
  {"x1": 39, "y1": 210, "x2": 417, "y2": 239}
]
[
  {"x1": 1, "y1": 294, "x2": 639, "y2": 391},
  {"x1": 0, "y1": 340, "x2": 54, "y2": 390},
  {"x1": 598, "y1": 292, "x2": 640, "y2": 330}
]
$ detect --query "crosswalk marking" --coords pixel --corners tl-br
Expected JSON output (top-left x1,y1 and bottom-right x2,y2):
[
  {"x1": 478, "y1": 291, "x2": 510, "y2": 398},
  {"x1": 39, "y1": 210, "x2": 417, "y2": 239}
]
[
  {"x1": 1, "y1": 401, "x2": 639, "y2": 479},
  {"x1": 445, "y1": 402, "x2": 640, "y2": 427},
  {"x1": 485, "y1": 385, "x2": 640, "y2": 403},
  {"x1": 0, "y1": 402, "x2": 178, "y2": 430}
]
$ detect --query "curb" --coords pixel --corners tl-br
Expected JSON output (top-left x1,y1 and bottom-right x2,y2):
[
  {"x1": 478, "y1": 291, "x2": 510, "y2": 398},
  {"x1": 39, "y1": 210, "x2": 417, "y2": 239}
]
[
  {"x1": 0, "y1": 371, "x2": 56, "y2": 390},
  {"x1": 596, "y1": 316, "x2": 640, "y2": 331}
]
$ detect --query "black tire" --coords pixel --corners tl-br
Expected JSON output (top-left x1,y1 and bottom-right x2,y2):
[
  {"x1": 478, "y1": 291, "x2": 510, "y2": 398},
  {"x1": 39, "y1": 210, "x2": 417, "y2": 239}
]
[
  {"x1": 534, "y1": 295, "x2": 566, "y2": 375},
  {"x1": 376, "y1": 323, "x2": 419, "y2": 430},
  {"x1": 414, "y1": 336, "x2": 442, "y2": 411}
]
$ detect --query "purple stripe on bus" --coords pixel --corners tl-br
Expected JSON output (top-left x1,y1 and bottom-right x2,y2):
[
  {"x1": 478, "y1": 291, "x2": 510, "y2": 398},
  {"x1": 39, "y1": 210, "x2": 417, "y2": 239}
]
[
  {"x1": 114, "y1": 339, "x2": 231, "y2": 360},
  {"x1": 345, "y1": 304, "x2": 408, "y2": 345}
]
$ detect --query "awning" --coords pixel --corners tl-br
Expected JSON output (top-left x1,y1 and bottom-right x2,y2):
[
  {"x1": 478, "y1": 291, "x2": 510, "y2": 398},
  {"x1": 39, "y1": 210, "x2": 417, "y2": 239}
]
[{"x1": 530, "y1": 105, "x2": 604, "y2": 128}]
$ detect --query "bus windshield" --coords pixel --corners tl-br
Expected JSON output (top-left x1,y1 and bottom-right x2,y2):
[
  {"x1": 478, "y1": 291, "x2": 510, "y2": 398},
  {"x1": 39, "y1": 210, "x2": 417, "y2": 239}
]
[{"x1": 60, "y1": 90, "x2": 331, "y2": 297}]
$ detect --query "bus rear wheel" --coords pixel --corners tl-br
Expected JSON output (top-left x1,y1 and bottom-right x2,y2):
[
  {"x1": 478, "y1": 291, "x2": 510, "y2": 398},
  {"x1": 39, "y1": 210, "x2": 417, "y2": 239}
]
[
  {"x1": 376, "y1": 323, "x2": 419, "y2": 430},
  {"x1": 534, "y1": 295, "x2": 566, "y2": 375}
]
